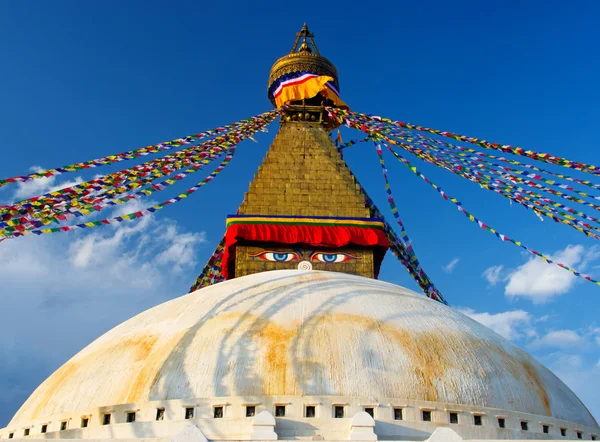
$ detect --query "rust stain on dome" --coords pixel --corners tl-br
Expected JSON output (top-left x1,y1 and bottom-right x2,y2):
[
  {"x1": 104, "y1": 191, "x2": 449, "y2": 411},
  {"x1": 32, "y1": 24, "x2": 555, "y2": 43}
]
[
  {"x1": 386, "y1": 329, "x2": 453, "y2": 402},
  {"x1": 521, "y1": 360, "x2": 552, "y2": 416},
  {"x1": 120, "y1": 333, "x2": 188, "y2": 404},
  {"x1": 317, "y1": 313, "x2": 454, "y2": 402},
  {"x1": 30, "y1": 362, "x2": 79, "y2": 420},
  {"x1": 250, "y1": 317, "x2": 297, "y2": 396}
]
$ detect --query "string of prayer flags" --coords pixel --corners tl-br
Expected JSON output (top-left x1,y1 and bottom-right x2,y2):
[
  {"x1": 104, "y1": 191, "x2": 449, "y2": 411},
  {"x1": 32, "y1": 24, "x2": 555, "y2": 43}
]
[
  {"x1": 189, "y1": 237, "x2": 226, "y2": 292},
  {"x1": 351, "y1": 173, "x2": 445, "y2": 303},
  {"x1": 382, "y1": 142, "x2": 600, "y2": 287},
  {"x1": 373, "y1": 142, "x2": 447, "y2": 294},
  {"x1": 0, "y1": 146, "x2": 238, "y2": 239},
  {"x1": 334, "y1": 108, "x2": 600, "y2": 240},
  {"x1": 329, "y1": 107, "x2": 600, "y2": 175},
  {"x1": 0, "y1": 112, "x2": 277, "y2": 238},
  {"x1": 0, "y1": 111, "x2": 280, "y2": 189}
]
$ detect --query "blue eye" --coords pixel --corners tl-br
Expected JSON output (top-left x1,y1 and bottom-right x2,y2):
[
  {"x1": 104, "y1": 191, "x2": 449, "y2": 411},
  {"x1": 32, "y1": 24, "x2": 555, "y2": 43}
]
[
  {"x1": 311, "y1": 252, "x2": 359, "y2": 263},
  {"x1": 250, "y1": 251, "x2": 299, "y2": 262}
]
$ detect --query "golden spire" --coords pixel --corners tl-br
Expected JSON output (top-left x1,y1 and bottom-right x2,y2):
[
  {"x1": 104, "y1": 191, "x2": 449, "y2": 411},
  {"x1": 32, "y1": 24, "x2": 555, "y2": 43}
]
[{"x1": 267, "y1": 24, "x2": 339, "y2": 107}]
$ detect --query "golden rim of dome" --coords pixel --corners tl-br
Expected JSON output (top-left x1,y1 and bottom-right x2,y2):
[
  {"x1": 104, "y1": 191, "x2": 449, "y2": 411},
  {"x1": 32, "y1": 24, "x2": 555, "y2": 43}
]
[{"x1": 267, "y1": 24, "x2": 340, "y2": 106}]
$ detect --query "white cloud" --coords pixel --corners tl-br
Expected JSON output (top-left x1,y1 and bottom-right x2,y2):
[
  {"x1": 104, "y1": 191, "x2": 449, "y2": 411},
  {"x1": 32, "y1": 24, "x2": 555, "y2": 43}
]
[
  {"x1": 529, "y1": 330, "x2": 584, "y2": 350},
  {"x1": 549, "y1": 353, "x2": 584, "y2": 371},
  {"x1": 482, "y1": 265, "x2": 504, "y2": 285},
  {"x1": 12, "y1": 166, "x2": 83, "y2": 200},
  {"x1": 593, "y1": 328, "x2": 600, "y2": 346},
  {"x1": 443, "y1": 257, "x2": 460, "y2": 273},
  {"x1": 505, "y1": 245, "x2": 599, "y2": 303},
  {"x1": 458, "y1": 308, "x2": 532, "y2": 341},
  {"x1": 535, "y1": 314, "x2": 551, "y2": 323},
  {"x1": 596, "y1": 360, "x2": 600, "y2": 368},
  {"x1": 0, "y1": 178, "x2": 208, "y2": 426}
]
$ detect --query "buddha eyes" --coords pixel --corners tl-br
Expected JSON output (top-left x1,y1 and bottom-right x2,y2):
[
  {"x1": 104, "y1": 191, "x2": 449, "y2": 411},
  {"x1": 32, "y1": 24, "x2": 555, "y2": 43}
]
[
  {"x1": 311, "y1": 252, "x2": 358, "y2": 263},
  {"x1": 250, "y1": 251, "x2": 299, "y2": 262},
  {"x1": 251, "y1": 250, "x2": 359, "y2": 263}
]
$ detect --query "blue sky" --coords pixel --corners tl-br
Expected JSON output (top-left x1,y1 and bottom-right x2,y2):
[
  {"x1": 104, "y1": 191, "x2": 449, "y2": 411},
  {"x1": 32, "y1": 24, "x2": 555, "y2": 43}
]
[{"x1": 1, "y1": 0, "x2": 600, "y2": 428}]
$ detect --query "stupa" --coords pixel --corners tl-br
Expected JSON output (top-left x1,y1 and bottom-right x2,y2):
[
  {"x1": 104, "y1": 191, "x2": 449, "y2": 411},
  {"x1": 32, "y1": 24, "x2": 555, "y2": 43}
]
[{"x1": 1, "y1": 24, "x2": 598, "y2": 442}]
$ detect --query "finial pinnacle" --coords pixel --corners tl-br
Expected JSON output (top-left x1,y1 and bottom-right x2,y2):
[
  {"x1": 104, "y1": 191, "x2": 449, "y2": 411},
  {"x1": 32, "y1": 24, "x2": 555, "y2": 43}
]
[
  {"x1": 269, "y1": 25, "x2": 340, "y2": 108},
  {"x1": 290, "y1": 23, "x2": 319, "y2": 56}
]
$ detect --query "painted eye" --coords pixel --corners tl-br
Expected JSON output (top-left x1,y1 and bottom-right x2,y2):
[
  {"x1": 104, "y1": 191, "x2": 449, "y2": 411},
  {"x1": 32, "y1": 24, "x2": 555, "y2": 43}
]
[
  {"x1": 250, "y1": 251, "x2": 299, "y2": 262},
  {"x1": 311, "y1": 253, "x2": 358, "y2": 263}
]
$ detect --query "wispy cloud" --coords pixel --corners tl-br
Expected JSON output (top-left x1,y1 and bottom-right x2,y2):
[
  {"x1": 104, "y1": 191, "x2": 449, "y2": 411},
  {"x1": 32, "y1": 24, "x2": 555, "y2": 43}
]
[
  {"x1": 482, "y1": 265, "x2": 504, "y2": 285},
  {"x1": 458, "y1": 308, "x2": 533, "y2": 341},
  {"x1": 442, "y1": 257, "x2": 460, "y2": 273},
  {"x1": 529, "y1": 330, "x2": 585, "y2": 350},
  {"x1": 11, "y1": 166, "x2": 83, "y2": 201}
]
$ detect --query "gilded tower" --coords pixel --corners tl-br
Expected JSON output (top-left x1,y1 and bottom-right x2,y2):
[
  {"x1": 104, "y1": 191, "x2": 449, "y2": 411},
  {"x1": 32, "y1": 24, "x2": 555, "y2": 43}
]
[{"x1": 223, "y1": 25, "x2": 388, "y2": 280}]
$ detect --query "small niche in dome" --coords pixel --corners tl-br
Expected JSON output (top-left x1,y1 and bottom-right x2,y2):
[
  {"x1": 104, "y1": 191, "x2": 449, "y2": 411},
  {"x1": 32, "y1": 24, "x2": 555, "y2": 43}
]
[
  {"x1": 393, "y1": 408, "x2": 403, "y2": 421},
  {"x1": 449, "y1": 412, "x2": 458, "y2": 424},
  {"x1": 126, "y1": 412, "x2": 136, "y2": 423},
  {"x1": 543, "y1": 425, "x2": 550, "y2": 434}
]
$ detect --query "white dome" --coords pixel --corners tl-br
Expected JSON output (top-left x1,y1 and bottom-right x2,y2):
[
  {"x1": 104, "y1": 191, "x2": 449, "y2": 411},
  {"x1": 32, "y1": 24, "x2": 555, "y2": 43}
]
[{"x1": 7, "y1": 270, "x2": 598, "y2": 438}]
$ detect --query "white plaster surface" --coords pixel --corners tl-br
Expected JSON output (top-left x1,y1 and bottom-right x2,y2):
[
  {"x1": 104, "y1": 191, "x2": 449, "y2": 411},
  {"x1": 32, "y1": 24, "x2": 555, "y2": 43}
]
[
  {"x1": 251, "y1": 412, "x2": 277, "y2": 440},
  {"x1": 349, "y1": 412, "x2": 376, "y2": 441},
  {"x1": 3, "y1": 270, "x2": 599, "y2": 441},
  {"x1": 171, "y1": 425, "x2": 208, "y2": 442},
  {"x1": 426, "y1": 427, "x2": 463, "y2": 442}
]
